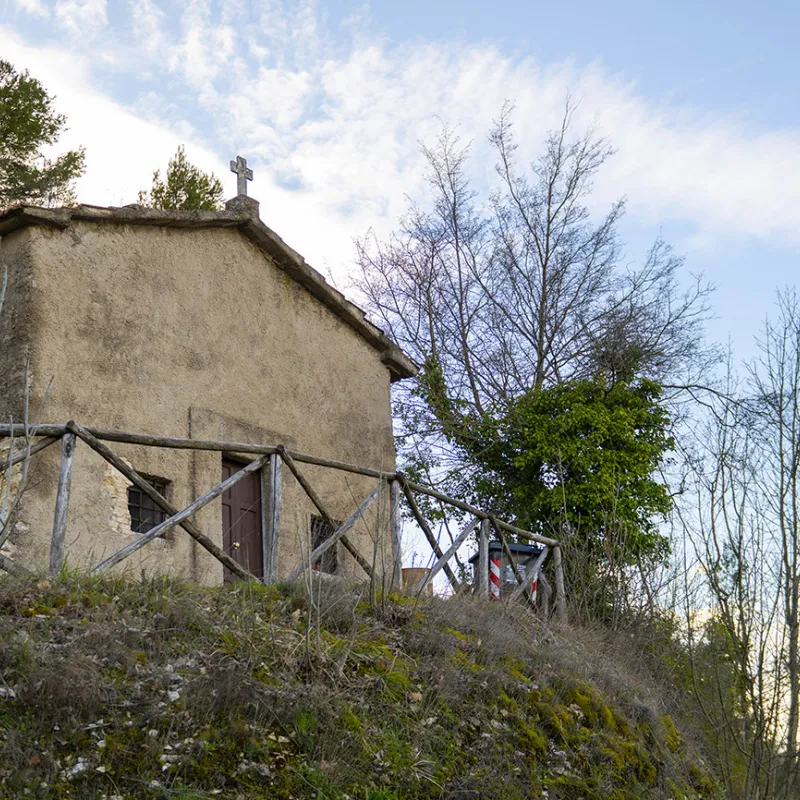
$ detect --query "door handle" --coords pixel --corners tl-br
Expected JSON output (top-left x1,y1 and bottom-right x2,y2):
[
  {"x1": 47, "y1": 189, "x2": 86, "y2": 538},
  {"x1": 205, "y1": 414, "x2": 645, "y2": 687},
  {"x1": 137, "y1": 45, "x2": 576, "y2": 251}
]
[{"x1": 232, "y1": 542, "x2": 241, "y2": 549}]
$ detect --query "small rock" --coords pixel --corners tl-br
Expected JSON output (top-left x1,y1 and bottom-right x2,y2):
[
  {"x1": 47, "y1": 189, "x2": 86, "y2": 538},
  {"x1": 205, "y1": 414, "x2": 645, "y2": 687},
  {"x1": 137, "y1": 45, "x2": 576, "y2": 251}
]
[
  {"x1": 65, "y1": 758, "x2": 90, "y2": 779},
  {"x1": 236, "y1": 760, "x2": 272, "y2": 777},
  {"x1": 166, "y1": 690, "x2": 180, "y2": 703}
]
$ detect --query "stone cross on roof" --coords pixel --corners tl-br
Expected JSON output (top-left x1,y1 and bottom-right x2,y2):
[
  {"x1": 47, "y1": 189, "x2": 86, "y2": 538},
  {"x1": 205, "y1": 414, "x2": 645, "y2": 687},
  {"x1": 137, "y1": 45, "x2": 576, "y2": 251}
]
[{"x1": 230, "y1": 155, "x2": 253, "y2": 197}]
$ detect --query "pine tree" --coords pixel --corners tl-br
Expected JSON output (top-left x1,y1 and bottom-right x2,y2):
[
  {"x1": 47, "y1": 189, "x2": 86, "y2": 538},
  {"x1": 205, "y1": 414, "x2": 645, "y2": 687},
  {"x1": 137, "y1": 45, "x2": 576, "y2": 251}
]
[
  {"x1": 0, "y1": 60, "x2": 85, "y2": 207},
  {"x1": 138, "y1": 146, "x2": 224, "y2": 211}
]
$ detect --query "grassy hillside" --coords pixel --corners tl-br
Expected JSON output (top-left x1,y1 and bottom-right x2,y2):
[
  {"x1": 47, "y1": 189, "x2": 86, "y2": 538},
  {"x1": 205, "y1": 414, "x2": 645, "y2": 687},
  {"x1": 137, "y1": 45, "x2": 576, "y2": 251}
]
[{"x1": 0, "y1": 574, "x2": 719, "y2": 799}]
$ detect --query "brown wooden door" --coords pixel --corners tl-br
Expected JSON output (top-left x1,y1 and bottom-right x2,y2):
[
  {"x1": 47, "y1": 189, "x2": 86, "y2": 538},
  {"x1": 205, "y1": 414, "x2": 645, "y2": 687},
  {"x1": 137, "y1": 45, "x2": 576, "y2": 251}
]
[{"x1": 221, "y1": 458, "x2": 263, "y2": 582}]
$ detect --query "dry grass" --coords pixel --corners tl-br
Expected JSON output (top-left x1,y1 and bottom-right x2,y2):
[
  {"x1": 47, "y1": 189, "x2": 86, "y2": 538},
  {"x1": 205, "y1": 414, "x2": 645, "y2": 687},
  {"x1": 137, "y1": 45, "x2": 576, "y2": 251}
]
[{"x1": 0, "y1": 572, "x2": 720, "y2": 799}]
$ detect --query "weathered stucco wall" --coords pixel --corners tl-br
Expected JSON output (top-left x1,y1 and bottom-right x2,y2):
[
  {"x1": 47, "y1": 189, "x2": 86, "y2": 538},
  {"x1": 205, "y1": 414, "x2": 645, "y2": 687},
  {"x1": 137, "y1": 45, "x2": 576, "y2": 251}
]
[
  {"x1": 0, "y1": 228, "x2": 35, "y2": 420},
  {"x1": 7, "y1": 221, "x2": 397, "y2": 583}
]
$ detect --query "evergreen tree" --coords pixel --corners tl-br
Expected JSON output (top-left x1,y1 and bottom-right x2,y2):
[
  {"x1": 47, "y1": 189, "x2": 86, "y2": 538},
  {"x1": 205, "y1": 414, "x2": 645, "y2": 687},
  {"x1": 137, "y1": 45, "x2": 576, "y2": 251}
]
[
  {"x1": 138, "y1": 146, "x2": 224, "y2": 211},
  {"x1": 0, "y1": 59, "x2": 85, "y2": 207}
]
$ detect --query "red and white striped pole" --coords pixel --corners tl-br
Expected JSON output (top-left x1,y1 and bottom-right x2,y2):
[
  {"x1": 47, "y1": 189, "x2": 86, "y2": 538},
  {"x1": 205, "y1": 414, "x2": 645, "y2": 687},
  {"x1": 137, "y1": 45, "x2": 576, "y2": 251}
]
[{"x1": 489, "y1": 557, "x2": 501, "y2": 600}]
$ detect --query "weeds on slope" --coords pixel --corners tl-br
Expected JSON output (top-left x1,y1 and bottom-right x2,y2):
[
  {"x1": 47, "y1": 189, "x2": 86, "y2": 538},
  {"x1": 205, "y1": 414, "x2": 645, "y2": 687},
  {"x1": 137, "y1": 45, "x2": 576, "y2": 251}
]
[{"x1": 0, "y1": 572, "x2": 719, "y2": 799}]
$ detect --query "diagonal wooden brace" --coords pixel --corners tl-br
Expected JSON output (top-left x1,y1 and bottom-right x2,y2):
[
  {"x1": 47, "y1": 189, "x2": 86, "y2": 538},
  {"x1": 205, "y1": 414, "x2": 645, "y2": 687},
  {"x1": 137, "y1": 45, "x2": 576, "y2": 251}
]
[
  {"x1": 278, "y1": 446, "x2": 374, "y2": 579},
  {"x1": 0, "y1": 552, "x2": 32, "y2": 578},
  {"x1": 399, "y1": 478, "x2": 460, "y2": 592},
  {"x1": 0, "y1": 436, "x2": 59, "y2": 473},
  {"x1": 415, "y1": 516, "x2": 480, "y2": 595},
  {"x1": 491, "y1": 516, "x2": 535, "y2": 605},
  {"x1": 70, "y1": 422, "x2": 259, "y2": 582},
  {"x1": 288, "y1": 484, "x2": 381, "y2": 582},
  {"x1": 92, "y1": 452, "x2": 269, "y2": 574},
  {"x1": 507, "y1": 546, "x2": 549, "y2": 605}
]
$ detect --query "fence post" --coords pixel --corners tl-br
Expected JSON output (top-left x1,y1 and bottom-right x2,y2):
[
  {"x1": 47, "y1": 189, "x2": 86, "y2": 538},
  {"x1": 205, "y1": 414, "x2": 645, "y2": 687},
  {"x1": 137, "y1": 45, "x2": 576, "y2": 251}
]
[
  {"x1": 553, "y1": 545, "x2": 567, "y2": 623},
  {"x1": 478, "y1": 517, "x2": 489, "y2": 598},
  {"x1": 265, "y1": 453, "x2": 282, "y2": 583},
  {"x1": 49, "y1": 431, "x2": 76, "y2": 576},
  {"x1": 389, "y1": 479, "x2": 402, "y2": 590}
]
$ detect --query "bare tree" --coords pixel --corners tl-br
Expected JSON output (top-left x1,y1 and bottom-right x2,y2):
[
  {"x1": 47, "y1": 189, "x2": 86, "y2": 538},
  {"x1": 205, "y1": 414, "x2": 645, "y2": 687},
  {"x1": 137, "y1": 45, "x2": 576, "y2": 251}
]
[
  {"x1": 356, "y1": 100, "x2": 715, "y2": 478},
  {"x1": 677, "y1": 290, "x2": 800, "y2": 799},
  {"x1": 749, "y1": 289, "x2": 800, "y2": 797}
]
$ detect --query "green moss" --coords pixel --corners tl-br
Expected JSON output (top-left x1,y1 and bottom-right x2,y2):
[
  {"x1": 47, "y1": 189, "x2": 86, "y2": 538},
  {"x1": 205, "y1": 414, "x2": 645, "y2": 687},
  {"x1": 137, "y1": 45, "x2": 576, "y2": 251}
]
[
  {"x1": 516, "y1": 720, "x2": 548, "y2": 756},
  {"x1": 342, "y1": 704, "x2": 364, "y2": 734},
  {"x1": 662, "y1": 714, "x2": 681, "y2": 752},
  {"x1": 0, "y1": 574, "x2": 723, "y2": 800},
  {"x1": 450, "y1": 648, "x2": 484, "y2": 674},
  {"x1": 564, "y1": 683, "x2": 618, "y2": 733},
  {"x1": 443, "y1": 626, "x2": 475, "y2": 642}
]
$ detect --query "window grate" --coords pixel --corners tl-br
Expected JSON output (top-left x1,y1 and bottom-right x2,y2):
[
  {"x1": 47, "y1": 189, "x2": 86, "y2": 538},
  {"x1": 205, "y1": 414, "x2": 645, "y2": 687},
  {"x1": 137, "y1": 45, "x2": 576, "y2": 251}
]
[
  {"x1": 128, "y1": 478, "x2": 169, "y2": 534},
  {"x1": 310, "y1": 515, "x2": 339, "y2": 574}
]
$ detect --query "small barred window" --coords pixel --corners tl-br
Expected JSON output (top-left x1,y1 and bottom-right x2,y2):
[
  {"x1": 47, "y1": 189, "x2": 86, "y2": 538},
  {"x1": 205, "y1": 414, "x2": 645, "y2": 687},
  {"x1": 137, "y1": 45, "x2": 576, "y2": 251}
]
[
  {"x1": 310, "y1": 515, "x2": 339, "y2": 574},
  {"x1": 127, "y1": 478, "x2": 169, "y2": 534}
]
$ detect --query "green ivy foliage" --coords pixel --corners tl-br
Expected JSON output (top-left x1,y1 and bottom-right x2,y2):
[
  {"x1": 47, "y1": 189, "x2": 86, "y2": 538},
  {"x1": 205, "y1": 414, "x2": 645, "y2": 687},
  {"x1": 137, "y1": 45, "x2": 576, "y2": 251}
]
[
  {"x1": 489, "y1": 377, "x2": 674, "y2": 564},
  {"x1": 138, "y1": 145, "x2": 224, "y2": 211},
  {"x1": 415, "y1": 357, "x2": 674, "y2": 569},
  {"x1": 0, "y1": 60, "x2": 85, "y2": 207}
]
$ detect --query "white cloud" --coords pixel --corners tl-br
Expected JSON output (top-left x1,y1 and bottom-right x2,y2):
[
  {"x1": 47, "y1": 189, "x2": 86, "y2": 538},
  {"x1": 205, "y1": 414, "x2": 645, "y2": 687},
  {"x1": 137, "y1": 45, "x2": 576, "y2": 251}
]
[
  {"x1": 0, "y1": 27, "x2": 226, "y2": 209},
  {"x1": 54, "y1": 0, "x2": 107, "y2": 36},
  {"x1": 3, "y1": 2, "x2": 800, "y2": 287},
  {"x1": 12, "y1": 0, "x2": 49, "y2": 18}
]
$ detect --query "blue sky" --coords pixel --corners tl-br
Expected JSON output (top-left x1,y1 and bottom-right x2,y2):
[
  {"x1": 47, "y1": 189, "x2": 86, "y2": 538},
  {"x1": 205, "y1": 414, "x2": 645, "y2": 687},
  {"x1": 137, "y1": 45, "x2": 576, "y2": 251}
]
[{"x1": 1, "y1": 0, "x2": 798, "y2": 363}]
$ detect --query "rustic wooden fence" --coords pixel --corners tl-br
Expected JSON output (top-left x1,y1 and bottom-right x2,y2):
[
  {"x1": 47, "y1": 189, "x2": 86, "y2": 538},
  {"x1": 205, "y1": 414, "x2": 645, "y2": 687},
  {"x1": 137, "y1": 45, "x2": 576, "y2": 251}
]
[{"x1": 0, "y1": 421, "x2": 566, "y2": 620}]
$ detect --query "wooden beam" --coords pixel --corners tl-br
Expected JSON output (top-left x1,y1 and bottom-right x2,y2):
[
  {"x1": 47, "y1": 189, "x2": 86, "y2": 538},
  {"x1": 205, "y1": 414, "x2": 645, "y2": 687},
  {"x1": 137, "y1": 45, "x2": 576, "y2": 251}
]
[
  {"x1": 287, "y1": 484, "x2": 381, "y2": 582},
  {"x1": 477, "y1": 518, "x2": 489, "y2": 598},
  {"x1": 69, "y1": 422, "x2": 258, "y2": 582},
  {"x1": 0, "y1": 436, "x2": 59, "y2": 472},
  {"x1": 507, "y1": 547, "x2": 549, "y2": 604},
  {"x1": 0, "y1": 424, "x2": 67, "y2": 439},
  {"x1": 389, "y1": 479, "x2": 402, "y2": 590},
  {"x1": 538, "y1": 571, "x2": 552, "y2": 619},
  {"x1": 491, "y1": 519, "x2": 525, "y2": 584},
  {"x1": 2, "y1": 421, "x2": 559, "y2": 557},
  {"x1": 415, "y1": 516, "x2": 480, "y2": 595},
  {"x1": 92, "y1": 453, "x2": 270, "y2": 574},
  {"x1": 264, "y1": 453, "x2": 282, "y2": 583},
  {"x1": 82, "y1": 426, "x2": 280, "y2": 457},
  {"x1": 0, "y1": 552, "x2": 32, "y2": 578},
  {"x1": 85, "y1": 426, "x2": 390, "y2": 478},
  {"x1": 405, "y1": 479, "x2": 558, "y2": 547},
  {"x1": 278, "y1": 448, "x2": 374, "y2": 580},
  {"x1": 339, "y1": 536, "x2": 375, "y2": 580},
  {"x1": 399, "y1": 479, "x2": 460, "y2": 592},
  {"x1": 286, "y1": 449, "x2": 391, "y2": 480},
  {"x1": 49, "y1": 432, "x2": 76, "y2": 576},
  {"x1": 491, "y1": 517, "x2": 535, "y2": 606},
  {"x1": 553, "y1": 545, "x2": 567, "y2": 623}
]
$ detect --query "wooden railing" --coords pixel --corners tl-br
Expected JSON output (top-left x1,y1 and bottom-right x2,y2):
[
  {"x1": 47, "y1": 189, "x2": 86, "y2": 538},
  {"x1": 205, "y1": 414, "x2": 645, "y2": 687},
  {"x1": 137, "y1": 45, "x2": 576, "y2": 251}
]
[{"x1": 0, "y1": 421, "x2": 566, "y2": 619}]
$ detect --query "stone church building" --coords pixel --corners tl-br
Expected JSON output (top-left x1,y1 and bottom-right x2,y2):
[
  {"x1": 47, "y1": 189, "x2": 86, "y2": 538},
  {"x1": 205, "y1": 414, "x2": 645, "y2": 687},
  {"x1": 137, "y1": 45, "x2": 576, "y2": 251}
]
[{"x1": 0, "y1": 189, "x2": 416, "y2": 584}]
